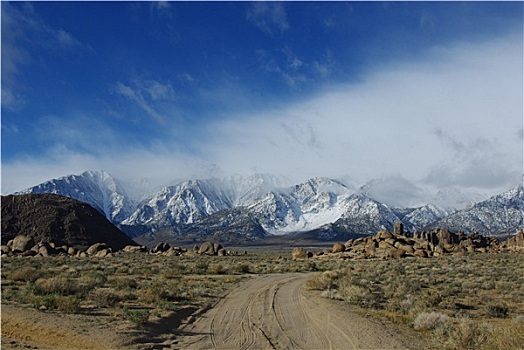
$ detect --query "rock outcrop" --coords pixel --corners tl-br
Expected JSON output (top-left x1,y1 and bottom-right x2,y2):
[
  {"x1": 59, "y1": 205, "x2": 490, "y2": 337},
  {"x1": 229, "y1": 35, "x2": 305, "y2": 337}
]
[{"x1": 301, "y1": 223, "x2": 522, "y2": 261}]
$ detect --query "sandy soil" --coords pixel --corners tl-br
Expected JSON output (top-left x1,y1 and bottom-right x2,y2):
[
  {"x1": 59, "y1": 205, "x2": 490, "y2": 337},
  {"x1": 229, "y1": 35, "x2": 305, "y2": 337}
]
[
  {"x1": 172, "y1": 273, "x2": 422, "y2": 350},
  {"x1": 2, "y1": 273, "x2": 425, "y2": 350},
  {"x1": 1, "y1": 304, "x2": 131, "y2": 349}
]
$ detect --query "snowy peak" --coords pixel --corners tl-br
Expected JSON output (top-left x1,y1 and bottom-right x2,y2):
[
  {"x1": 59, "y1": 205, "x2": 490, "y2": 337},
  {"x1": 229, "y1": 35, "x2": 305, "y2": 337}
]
[
  {"x1": 427, "y1": 181, "x2": 524, "y2": 235},
  {"x1": 400, "y1": 204, "x2": 449, "y2": 231},
  {"x1": 122, "y1": 179, "x2": 232, "y2": 227},
  {"x1": 17, "y1": 170, "x2": 135, "y2": 224},
  {"x1": 247, "y1": 177, "x2": 354, "y2": 234},
  {"x1": 13, "y1": 170, "x2": 524, "y2": 240}
]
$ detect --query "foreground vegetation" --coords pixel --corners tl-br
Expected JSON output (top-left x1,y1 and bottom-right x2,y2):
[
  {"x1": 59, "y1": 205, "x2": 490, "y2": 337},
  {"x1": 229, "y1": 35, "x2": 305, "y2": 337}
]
[
  {"x1": 1, "y1": 252, "x2": 322, "y2": 324},
  {"x1": 2, "y1": 250, "x2": 523, "y2": 349},
  {"x1": 306, "y1": 253, "x2": 524, "y2": 350}
]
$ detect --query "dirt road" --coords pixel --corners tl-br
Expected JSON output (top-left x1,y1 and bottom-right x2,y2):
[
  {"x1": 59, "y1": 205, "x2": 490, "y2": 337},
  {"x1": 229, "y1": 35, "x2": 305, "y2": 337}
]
[
  {"x1": 2, "y1": 273, "x2": 423, "y2": 349},
  {"x1": 174, "y1": 273, "x2": 418, "y2": 350}
]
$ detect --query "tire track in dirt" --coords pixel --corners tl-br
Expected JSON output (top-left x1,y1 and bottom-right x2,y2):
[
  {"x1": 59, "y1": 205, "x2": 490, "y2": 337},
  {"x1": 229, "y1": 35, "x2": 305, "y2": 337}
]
[{"x1": 174, "y1": 273, "x2": 418, "y2": 350}]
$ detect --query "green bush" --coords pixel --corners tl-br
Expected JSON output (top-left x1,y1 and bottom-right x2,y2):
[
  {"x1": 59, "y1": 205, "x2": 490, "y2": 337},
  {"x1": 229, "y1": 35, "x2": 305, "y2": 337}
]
[{"x1": 123, "y1": 307, "x2": 150, "y2": 325}]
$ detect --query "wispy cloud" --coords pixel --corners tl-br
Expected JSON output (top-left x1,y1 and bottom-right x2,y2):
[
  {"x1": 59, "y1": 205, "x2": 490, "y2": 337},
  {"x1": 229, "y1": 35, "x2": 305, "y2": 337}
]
[
  {"x1": 112, "y1": 79, "x2": 176, "y2": 123},
  {"x1": 246, "y1": 2, "x2": 289, "y2": 36},
  {"x1": 2, "y1": 30, "x2": 522, "y2": 200},
  {"x1": 203, "y1": 32, "x2": 522, "y2": 192},
  {"x1": 1, "y1": 3, "x2": 90, "y2": 110}
]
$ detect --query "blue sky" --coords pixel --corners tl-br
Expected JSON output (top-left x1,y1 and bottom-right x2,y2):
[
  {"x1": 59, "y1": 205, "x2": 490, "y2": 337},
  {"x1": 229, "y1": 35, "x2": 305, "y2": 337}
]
[{"x1": 2, "y1": 1, "x2": 523, "y2": 204}]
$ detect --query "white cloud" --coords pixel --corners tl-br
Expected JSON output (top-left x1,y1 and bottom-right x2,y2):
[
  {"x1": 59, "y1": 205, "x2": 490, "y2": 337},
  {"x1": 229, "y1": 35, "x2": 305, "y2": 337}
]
[
  {"x1": 246, "y1": 2, "x2": 289, "y2": 36},
  {"x1": 202, "y1": 32, "x2": 522, "y2": 193},
  {"x1": 112, "y1": 79, "x2": 176, "y2": 123},
  {"x1": 2, "y1": 31, "x2": 522, "y2": 201}
]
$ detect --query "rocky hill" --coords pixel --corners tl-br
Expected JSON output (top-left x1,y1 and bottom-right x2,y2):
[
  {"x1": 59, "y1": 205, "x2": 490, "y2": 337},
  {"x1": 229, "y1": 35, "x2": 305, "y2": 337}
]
[{"x1": 1, "y1": 193, "x2": 137, "y2": 250}]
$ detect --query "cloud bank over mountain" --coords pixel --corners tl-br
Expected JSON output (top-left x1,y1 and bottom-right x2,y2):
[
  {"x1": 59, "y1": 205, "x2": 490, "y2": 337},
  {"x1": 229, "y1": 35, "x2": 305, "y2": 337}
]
[{"x1": 2, "y1": 3, "x2": 522, "y2": 204}]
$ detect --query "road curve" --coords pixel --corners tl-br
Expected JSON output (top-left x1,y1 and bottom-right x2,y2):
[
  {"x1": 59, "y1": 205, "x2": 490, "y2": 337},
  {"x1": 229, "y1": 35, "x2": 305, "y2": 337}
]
[{"x1": 174, "y1": 273, "x2": 416, "y2": 350}]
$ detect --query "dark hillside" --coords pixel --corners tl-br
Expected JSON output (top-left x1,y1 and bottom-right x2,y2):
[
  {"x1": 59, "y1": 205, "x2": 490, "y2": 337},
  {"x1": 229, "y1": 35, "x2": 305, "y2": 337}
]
[{"x1": 1, "y1": 193, "x2": 137, "y2": 250}]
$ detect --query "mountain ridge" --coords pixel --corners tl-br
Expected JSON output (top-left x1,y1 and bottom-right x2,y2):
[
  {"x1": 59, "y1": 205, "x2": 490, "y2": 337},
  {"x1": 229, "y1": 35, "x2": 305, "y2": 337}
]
[{"x1": 14, "y1": 170, "x2": 524, "y2": 241}]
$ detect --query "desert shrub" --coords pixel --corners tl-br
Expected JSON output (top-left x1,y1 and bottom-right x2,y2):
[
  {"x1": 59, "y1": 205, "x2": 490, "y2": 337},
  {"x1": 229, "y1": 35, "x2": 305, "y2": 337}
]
[
  {"x1": 32, "y1": 294, "x2": 58, "y2": 310},
  {"x1": 484, "y1": 320, "x2": 524, "y2": 350},
  {"x1": 208, "y1": 263, "x2": 226, "y2": 275},
  {"x1": 112, "y1": 277, "x2": 139, "y2": 290},
  {"x1": 10, "y1": 267, "x2": 42, "y2": 283},
  {"x1": 34, "y1": 276, "x2": 78, "y2": 296},
  {"x1": 138, "y1": 283, "x2": 170, "y2": 304},
  {"x1": 513, "y1": 314, "x2": 524, "y2": 323},
  {"x1": 122, "y1": 307, "x2": 150, "y2": 325},
  {"x1": 194, "y1": 261, "x2": 209, "y2": 274},
  {"x1": 398, "y1": 294, "x2": 416, "y2": 314},
  {"x1": 84, "y1": 271, "x2": 107, "y2": 287},
  {"x1": 231, "y1": 263, "x2": 250, "y2": 274},
  {"x1": 89, "y1": 288, "x2": 122, "y2": 307},
  {"x1": 484, "y1": 303, "x2": 509, "y2": 318},
  {"x1": 305, "y1": 271, "x2": 337, "y2": 291},
  {"x1": 306, "y1": 261, "x2": 318, "y2": 271},
  {"x1": 55, "y1": 295, "x2": 81, "y2": 313},
  {"x1": 432, "y1": 318, "x2": 488, "y2": 350},
  {"x1": 413, "y1": 311, "x2": 450, "y2": 330},
  {"x1": 320, "y1": 288, "x2": 343, "y2": 300}
]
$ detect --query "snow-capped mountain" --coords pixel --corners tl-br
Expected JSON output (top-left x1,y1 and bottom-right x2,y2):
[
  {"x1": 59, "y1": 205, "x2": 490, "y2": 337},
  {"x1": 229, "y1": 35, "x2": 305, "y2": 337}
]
[
  {"x1": 121, "y1": 179, "x2": 233, "y2": 228},
  {"x1": 17, "y1": 170, "x2": 136, "y2": 224},
  {"x1": 426, "y1": 181, "x2": 523, "y2": 235},
  {"x1": 247, "y1": 177, "x2": 353, "y2": 234},
  {"x1": 399, "y1": 204, "x2": 449, "y2": 232},
  {"x1": 331, "y1": 193, "x2": 401, "y2": 234},
  {"x1": 15, "y1": 170, "x2": 523, "y2": 241}
]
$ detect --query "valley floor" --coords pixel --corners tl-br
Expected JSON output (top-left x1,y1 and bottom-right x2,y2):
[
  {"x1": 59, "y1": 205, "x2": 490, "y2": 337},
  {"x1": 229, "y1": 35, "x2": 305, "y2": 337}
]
[{"x1": 1, "y1": 273, "x2": 424, "y2": 350}]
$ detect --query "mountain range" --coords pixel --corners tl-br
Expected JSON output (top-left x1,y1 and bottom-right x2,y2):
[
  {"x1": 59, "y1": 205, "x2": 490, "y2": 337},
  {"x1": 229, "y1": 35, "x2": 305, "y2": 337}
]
[{"x1": 16, "y1": 170, "x2": 523, "y2": 242}]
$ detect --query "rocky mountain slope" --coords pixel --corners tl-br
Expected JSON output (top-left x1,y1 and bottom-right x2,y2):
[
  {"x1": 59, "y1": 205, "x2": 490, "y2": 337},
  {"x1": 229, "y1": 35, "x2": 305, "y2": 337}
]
[
  {"x1": 1, "y1": 193, "x2": 137, "y2": 250},
  {"x1": 426, "y1": 181, "x2": 524, "y2": 235},
  {"x1": 14, "y1": 171, "x2": 523, "y2": 241}
]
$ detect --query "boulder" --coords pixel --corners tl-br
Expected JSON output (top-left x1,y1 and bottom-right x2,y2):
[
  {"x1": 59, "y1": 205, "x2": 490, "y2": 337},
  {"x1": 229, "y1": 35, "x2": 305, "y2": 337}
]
[
  {"x1": 414, "y1": 249, "x2": 428, "y2": 258},
  {"x1": 437, "y1": 228, "x2": 458, "y2": 245},
  {"x1": 199, "y1": 241, "x2": 216, "y2": 255},
  {"x1": 378, "y1": 230, "x2": 394, "y2": 240},
  {"x1": 12, "y1": 235, "x2": 35, "y2": 253},
  {"x1": 1, "y1": 245, "x2": 11, "y2": 255},
  {"x1": 387, "y1": 248, "x2": 406, "y2": 259},
  {"x1": 122, "y1": 245, "x2": 147, "y2": 253},
  {"x1": 213, "y1": 243, "x2": 223, "y2": 254},
  {"x1": 151, "y1": 242, "x2": 171, "y2": 254},
  {"x1": 398, "y1": 244, "x2": 414, "y2": 254},
  {"x1": 292, "y1": 247, "x2": 308, "y2": 260},
  {"x1": 379, "y1": 241, "x2": 396, "y2": 250},
  {"x1": 86, "y1": 242, "x2": 110, "y2": 256},
  {"x1": 95, "y1": 248, "x2": 112, "y2": 257},
  {"x1": 394, "y1": 222, "x2": 404, "y2": 236},
  {"x1": 38, "y1": 245, "x2": 51, "y2": 257},
  {"x1": 332, "y1": 243, "x2": 345, "y2": 253}
]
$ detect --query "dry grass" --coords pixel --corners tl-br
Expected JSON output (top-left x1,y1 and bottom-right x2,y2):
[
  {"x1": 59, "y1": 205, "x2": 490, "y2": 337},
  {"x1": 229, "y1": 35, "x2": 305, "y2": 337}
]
[
  {"x1": 306, "y1": 253, "x2": 524, "y2": 350},
  {"x1": 0, "y1": 249, "x2": 337, "y2": 327},
  {"x1": 3, "y1": 250, "x2": 522, "y2": 349}
]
